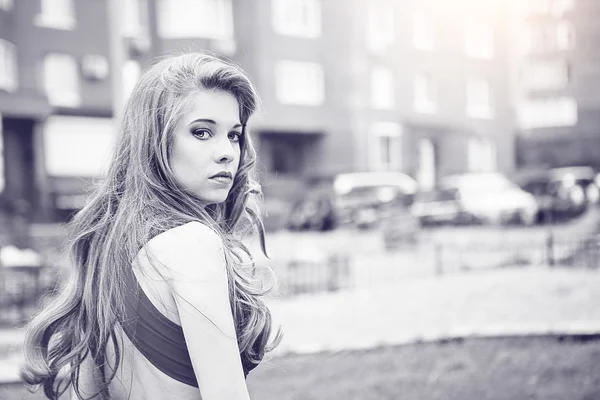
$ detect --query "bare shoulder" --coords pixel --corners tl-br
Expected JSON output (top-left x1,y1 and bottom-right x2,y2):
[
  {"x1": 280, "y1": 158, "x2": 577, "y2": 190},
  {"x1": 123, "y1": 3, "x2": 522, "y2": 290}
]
[
  {"x1": 148, "y1": 221, "x2": 223, "y2": 250},
  {"x1": 142, "y1": 222, "x2": 226, "y2": 280}
]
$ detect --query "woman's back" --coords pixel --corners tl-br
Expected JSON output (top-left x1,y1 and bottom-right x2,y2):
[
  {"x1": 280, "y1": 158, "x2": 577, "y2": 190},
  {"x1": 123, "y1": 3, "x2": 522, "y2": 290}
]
[
  {"x1": 74, "y1": 225, "x2": 203, "y2": 399},
  {"x1": 75, "y1": 326, "x2": 201, "y2": 400}
]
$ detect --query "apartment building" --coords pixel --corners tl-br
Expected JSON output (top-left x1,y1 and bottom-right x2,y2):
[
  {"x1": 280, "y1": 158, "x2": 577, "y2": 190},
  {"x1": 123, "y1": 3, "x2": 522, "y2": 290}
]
[
  {"x1": 515, "y1": 0, "x2": 600, "y2": 169},
  {"x1": 349, "y1": 0, "x2": 514, "y2": 192},
  {"x1": 232, "y1": 0, "x2": 515, "y2": 195},
  {"x1": 0, "y1": 0, "x2": 516, "y2": 225},
  {"x1": 0, "y1": 0, "x2": 156, "y2": 223},
  {"x1": 0, "y1": 0, "x2": 92, "y2": 224}
]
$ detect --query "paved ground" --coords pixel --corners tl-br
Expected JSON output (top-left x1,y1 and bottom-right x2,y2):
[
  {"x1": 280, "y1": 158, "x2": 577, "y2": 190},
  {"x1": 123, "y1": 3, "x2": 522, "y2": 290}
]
[
  {"x1": 0, "y1": 330, "x2": 24, "y2": 384},
  {"x1": 265, "y1": 266, "x2": 600, "y2": 355}
]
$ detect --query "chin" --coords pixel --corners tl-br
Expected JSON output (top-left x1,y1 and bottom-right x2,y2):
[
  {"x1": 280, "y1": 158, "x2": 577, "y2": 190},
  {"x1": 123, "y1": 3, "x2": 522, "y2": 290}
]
[{"x1": 198, "y1": 191, "x2": 230, "y2": 205}]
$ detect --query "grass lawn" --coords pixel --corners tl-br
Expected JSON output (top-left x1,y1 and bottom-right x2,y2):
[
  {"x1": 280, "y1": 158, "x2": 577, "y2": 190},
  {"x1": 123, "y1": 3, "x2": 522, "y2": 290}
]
[
  {"x1": 247, "y1": 336, "x2": 600, "y2": 400},
  {"x1": 3, "y1": 336, "x2": 599, "y2": 400}
]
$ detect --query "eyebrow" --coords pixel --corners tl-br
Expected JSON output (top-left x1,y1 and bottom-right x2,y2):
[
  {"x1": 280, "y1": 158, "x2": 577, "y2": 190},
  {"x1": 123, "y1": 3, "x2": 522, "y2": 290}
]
[{"x1": 190, "y1": 118, "x2": 242, "y2": 129}]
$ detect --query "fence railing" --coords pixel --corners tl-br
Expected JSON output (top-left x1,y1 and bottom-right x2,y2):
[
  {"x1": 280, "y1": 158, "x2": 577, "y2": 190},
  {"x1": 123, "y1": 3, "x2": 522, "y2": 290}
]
[
  {"x1": 0, "y1": 265, "x2": 60, "y2": 325},
  {"x1": 2, "y1": 218, "x2": 599, "y2": 322},
  {"x1": 271, "y1": 232, "x2": 600, "y2": 297}
]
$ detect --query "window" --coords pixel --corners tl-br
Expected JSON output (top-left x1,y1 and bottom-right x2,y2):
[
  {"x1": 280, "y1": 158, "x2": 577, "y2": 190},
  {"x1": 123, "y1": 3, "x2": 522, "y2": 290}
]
[
  {"x1": 366, "y1": 2, "x2": 394, "y2": 53},
  {"x1": 43, "y1": 116, "x2": 116, "y2": 177},
  {"x1": 556, "y1": 21, "x2": 575, "y2": 50},
  {"x1": 157, "y1": 0, "x2": 233, "y2": 39},
  {"x1": 523, "y1": 26, "x2": 546, "y2": 53},
  {"x1": 414, "y1": 73, "x2": 437, "y2": 113},
  {"x1": 272, "y1": 0, "x2": 321, "y2": 38},
  {"x1": 0, "y1": 0, "x2": 13, "y2": 11},
  {"x1": 466, "y1": 79, "x2": 493, "y2": 119},
  {"x1": 122, "y1": 60, "x2": 141, "y2": 103},
  {"x1": 551, "y1": 0, "x2": 575, "y2": 16},
  {"x1": 370, "y1": 121, "x2": 402, "y2": 171},
  {"x1": 526, "y1": 0, "x2": 574, "y2": 16},
  {"x1": 468, "y1": 138, "x2": 497, "y2": 173},
  {"x1": 517, "y1": 97, "x2": 578, "y2": 129},
  {"x1": 526, "y1": 0, "x2": 552, "y2": 14},
  {"x1": 465, "y1": 21, "x2": 494, "y2": 59},
  {"x1": 522, "y1": 60, "x2": 569, "y2": 91},
  {"x1": 0, "y1": 39, "x2": 17, "y2": 92},
  {"x1": 524, "y1": 22, "x2": 575, "y2": 54},
  {"x1": 413, "y1": 10, "x2": 435, "y2": 51},
  {"x1": 370, "y1": 66, "x2": 395, "y2": 110},
  {"x1": 275, "y1": 60, "x2": 325, "y2": 106},
  {"x1": 35, "y1": 0, "x2": 76, "y2": 30},
  {"x1": 44, "y1": 53, "x2": 80, "y2": 107}
]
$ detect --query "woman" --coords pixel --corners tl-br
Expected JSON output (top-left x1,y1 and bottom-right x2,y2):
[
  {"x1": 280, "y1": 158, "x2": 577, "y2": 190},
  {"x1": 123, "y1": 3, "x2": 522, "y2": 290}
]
[{"x1": 20, "y1": 52, "x2": 281, "y2": 399}]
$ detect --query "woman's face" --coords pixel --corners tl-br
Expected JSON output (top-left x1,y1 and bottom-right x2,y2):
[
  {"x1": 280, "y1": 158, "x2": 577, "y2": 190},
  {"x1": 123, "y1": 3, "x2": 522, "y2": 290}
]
[{"x1": 170, "y1": 90, "x2": 243, "y2": 205}]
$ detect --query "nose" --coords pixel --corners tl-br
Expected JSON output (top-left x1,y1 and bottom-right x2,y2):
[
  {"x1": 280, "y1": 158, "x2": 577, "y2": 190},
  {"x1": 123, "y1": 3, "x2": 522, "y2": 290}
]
[{"x1": 214, "y1": 134, "x2": 236, "y2": 164}]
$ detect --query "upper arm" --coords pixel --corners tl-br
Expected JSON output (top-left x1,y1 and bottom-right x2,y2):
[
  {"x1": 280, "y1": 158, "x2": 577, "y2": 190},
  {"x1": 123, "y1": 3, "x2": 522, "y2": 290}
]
[{"x1": 147, "y1": 222, "x2": 250, "y2": 400}]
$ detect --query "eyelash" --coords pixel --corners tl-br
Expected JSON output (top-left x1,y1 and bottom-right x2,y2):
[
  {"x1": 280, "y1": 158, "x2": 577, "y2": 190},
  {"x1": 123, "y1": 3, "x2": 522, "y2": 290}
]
[
  {"x1": 191, "y1": 129, "x2": 242, "y2": 142},
  {"x1": 228, "y1": 131, "x2": 242, "y2": 142}
]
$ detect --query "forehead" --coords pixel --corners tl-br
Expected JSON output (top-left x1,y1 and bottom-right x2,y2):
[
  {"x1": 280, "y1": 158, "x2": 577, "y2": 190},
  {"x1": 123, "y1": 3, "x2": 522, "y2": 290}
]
[{"x1": 180, "y1": 90, "x2": 241, "y2": 126}]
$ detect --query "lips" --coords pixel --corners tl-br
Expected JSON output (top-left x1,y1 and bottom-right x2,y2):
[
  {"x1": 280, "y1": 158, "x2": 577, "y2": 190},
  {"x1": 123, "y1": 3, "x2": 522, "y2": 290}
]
[
  {"x1": 209, "y1": 172, "x2": 233, "y2": 185},
  {"x1": 209, "y1": 171, "x2": 233, "y2": 179}
]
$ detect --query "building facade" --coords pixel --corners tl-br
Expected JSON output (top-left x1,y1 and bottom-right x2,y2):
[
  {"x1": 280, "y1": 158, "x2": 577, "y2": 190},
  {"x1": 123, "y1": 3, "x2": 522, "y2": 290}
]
[
  {"x1": 514, "y1": 0, "x2": 600, "y2": 169},
  {"x1": 348, "y1": 0, "x2": 514, "y2": 192},
  {"x1": 0, "y1": 0, "x2": 516, "y2": 227}
]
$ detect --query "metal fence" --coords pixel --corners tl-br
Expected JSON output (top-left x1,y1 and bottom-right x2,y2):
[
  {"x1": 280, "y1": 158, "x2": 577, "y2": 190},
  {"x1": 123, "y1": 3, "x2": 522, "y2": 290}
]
[
  {"x1": 271, "y1": 231, "x2": 600, "y2": 297},
  {"x1": 0, "y1": 262, "x2": 61, "y2": 326},
  {"x1": 2, "y1": 220, "x2": 599, "y2": 323},
  {"x1": 0, "y1": 224, "x2": 66, "y2": 326}
]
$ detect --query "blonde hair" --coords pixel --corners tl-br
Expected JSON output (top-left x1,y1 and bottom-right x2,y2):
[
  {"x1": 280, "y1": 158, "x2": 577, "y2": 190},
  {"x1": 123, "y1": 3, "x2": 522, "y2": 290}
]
[{"x1": 21, "y1": 52, "x2": 281, "y2": 399}]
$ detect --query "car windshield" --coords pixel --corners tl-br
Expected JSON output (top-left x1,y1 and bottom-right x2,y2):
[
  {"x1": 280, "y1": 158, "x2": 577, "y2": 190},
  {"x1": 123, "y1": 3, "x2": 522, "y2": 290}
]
[
  {"x1": 341, "y1": 185, "x2": 399, "y2": 203},
  {"x1": 333, "y1": 172, "x2": 418, "y2": 195},
  {"x1": 415, "y1": 188, "x2": 458, "y2": 203},
  {"x1": 521, "y1": 180, "x2": 550, "y2": 195}
]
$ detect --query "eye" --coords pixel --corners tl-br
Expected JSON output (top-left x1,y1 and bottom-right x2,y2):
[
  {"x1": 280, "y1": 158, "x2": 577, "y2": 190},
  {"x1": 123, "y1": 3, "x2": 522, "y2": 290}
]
[
  {"x1": 192, "y1": 128, "x2": 212, "y2": 139},
  {"x1": 228, "y1": 131, "x2": 242, "y2": 142}
]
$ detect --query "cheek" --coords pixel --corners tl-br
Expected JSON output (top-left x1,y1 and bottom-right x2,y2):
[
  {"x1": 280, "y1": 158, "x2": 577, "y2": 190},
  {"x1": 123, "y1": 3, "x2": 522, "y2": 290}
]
[{"x1": 171, "y1": 144, "x2": 206, "y2": 181}]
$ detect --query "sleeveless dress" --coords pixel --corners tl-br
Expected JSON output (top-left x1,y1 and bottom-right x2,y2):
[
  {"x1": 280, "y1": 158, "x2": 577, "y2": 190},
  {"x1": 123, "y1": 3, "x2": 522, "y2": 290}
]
[{"x1": 119, "y1": 264, "x2": 259, "y2": 387}]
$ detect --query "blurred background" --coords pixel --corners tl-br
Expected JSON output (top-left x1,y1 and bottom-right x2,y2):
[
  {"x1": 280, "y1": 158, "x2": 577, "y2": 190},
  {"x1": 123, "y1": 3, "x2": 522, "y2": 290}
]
[{"x1": 1, "y1": 0, "x2": 600, "y2": 399}]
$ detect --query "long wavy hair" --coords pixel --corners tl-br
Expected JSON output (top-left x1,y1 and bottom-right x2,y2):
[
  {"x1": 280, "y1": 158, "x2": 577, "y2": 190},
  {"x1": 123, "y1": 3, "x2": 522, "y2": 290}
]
[{"x1": 20, "y1": 52, "x2": 281, "y2": 399}]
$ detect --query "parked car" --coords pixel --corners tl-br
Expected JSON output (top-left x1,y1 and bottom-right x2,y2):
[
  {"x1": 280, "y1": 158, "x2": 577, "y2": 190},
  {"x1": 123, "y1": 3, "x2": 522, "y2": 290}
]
[
  {"x1": 286, "y1": 172, "x2": 418, "y2": 231},
  {"x1": 410, "y1": 187, "x2": 474, "y2": 227},
  {"x1": 285, "y1": 187, "x2": 336, "y2": 232},
  {"x1": 549, "y1": 166, "x2": 599, "y2": 206},
  {"x1": 412, "y1": 172, "x2": 539, "y2": 226},
  {"x1": 514, "y1": 166, "x2": 598, "y2": 223}
]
